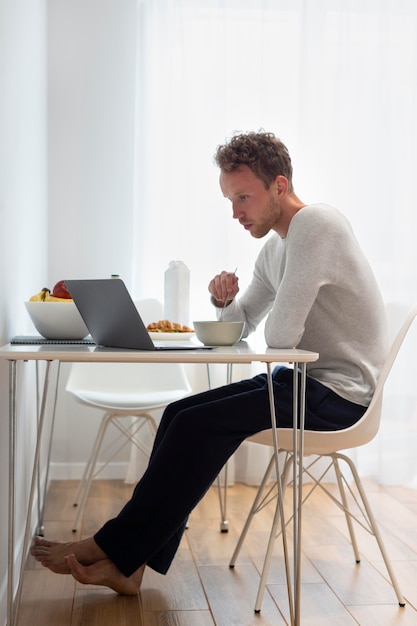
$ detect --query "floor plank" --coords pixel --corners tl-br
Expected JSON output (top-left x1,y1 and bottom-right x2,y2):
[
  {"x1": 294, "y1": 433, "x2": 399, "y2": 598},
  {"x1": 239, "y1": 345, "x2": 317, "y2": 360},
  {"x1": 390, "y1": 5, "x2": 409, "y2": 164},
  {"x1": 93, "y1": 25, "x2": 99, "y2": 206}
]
[
  {"x1": 71, "y1": 589, "x2": 142, "y2": 626},
  {"x1": 198, "y1": 563, "x2": 287, "y2": 625},
  {"x1": 140, "y1": 543, "x2": 209, "y2": 612},
  {"x1": 16, "y1": 569, "x2": 76, "y2": 626}
]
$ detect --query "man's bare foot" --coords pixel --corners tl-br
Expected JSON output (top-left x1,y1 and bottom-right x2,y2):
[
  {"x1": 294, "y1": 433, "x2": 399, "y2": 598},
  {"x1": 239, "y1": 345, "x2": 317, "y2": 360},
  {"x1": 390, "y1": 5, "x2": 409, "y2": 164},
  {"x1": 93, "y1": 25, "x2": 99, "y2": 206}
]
[
  {"x1": 30, "y1": 536, "x2": 107, "y2": 574},
  {"x1": 66, "y1": 554, "x2": 145, "y2": 595}
]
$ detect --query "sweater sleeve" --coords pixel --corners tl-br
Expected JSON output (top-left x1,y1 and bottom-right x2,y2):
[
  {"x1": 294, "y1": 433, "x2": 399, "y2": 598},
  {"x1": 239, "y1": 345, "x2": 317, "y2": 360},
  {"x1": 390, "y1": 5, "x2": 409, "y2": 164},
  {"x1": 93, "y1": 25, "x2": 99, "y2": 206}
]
[{"x1": 214, "y1": 237, "x2": 280, "y2": 336}]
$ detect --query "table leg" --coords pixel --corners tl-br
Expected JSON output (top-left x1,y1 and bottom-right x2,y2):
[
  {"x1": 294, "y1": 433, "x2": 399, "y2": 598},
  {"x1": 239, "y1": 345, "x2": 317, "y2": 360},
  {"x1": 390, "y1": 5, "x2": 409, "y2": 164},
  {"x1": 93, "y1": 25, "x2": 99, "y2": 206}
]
[
  {"x1": 8, "y1": 360, "x2": 17, "y2": 626},
  {"x1": 294, "y1": 363, "x2": 306, "y2": 626},
  {"x1": 13, "y1": 360, "x2": 53, "y2": 626},
  {"x1": 263, "y1": 361, "x2": 307, "y2": 626},
  {"x1": 216, "y1": 363, "x2": 233, "y2": 532},
  {"x1": 264, "y1": 362, "x2": 294, "y2": 622},
  {"x1": 37, "y1": 361, "x2": 61, "y2": 535},
  {"x1": 35, "y1": 362, "x2": 43, "y2": 535}
]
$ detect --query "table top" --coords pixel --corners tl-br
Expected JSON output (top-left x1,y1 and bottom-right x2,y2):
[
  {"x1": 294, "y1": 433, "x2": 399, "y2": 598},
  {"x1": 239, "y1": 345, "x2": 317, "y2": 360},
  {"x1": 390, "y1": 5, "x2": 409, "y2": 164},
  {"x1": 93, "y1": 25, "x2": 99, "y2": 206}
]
[{"x1": 0, "y1": 339, "x2": 318, "y2": 365}]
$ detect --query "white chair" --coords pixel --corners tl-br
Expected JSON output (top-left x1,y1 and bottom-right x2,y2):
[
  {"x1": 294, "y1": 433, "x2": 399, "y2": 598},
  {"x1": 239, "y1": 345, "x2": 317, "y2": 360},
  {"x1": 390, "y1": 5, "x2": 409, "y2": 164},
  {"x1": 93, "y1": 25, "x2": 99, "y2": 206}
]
[
  {"x1": 230, "y1": 304, "x2": 417, "y2": 613},
  {"x1": 67, "y1": 299, "x2": 192, "y2": 532}
]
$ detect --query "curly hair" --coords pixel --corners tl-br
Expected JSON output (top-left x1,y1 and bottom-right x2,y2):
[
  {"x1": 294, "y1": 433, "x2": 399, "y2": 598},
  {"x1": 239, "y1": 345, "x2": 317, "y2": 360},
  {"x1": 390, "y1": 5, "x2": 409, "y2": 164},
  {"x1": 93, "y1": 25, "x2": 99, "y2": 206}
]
[{"x1": 214, "y1": 131, "x2": 294, "y2": 192}]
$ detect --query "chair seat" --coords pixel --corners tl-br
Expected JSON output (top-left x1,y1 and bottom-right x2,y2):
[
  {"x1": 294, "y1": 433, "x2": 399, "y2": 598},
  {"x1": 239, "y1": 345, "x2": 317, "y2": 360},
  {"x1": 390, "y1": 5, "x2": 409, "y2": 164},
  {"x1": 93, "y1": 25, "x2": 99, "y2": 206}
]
[
  {"x1": 248, "y1": 405, "x2": 381, "y2": 456},
  {"x1": 71, "y1": 389, "x2": 189, "y2": 411}
]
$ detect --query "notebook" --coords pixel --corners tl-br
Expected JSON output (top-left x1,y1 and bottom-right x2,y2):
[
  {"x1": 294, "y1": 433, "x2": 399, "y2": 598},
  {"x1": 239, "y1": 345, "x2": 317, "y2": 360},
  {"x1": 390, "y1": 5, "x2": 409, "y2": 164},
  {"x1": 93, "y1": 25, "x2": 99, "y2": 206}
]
[
  {"x1": 64, "y1": 278, "x2": 208, "y2": 351},
  {"x1": 11, "y1": 335, "x2": 95, "y2": 345}
]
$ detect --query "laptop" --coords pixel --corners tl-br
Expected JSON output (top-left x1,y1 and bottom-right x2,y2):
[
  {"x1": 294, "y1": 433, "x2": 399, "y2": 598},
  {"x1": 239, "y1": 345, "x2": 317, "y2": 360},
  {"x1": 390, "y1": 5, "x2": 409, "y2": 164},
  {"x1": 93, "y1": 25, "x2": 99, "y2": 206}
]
[{"x1": 65, "y1": 279, "x2": 208, "y2": 351}]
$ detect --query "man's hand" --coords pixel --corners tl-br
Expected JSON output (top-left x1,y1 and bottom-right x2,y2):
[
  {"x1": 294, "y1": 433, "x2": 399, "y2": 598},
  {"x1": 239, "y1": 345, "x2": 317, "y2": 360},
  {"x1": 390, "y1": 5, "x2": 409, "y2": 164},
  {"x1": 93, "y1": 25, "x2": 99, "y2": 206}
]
[{"x1": 208, "y1": 270, "x2": 239, "y2": 307}]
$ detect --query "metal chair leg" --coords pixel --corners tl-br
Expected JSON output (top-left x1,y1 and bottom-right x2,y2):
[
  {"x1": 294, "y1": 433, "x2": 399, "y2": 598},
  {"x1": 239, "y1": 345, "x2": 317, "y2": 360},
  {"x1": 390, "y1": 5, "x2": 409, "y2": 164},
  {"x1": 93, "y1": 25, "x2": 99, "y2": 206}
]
[
  {"x1": 335, "y1": 452, "x2": 405, "y2": 607},
  {"x1": 217, "y1": 463, "x2": 229, "y2": 532},
  {"x1": 229, "y1": 454, "x2": 276, "y2": 566}
]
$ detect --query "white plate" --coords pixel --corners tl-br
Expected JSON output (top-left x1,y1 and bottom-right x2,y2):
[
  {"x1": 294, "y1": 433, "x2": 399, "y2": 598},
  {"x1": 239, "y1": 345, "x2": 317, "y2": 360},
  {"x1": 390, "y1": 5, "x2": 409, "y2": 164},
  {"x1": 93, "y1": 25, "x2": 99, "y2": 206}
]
[{"x1": 148, "y1": 331, "x2": 195, "y2": 341}]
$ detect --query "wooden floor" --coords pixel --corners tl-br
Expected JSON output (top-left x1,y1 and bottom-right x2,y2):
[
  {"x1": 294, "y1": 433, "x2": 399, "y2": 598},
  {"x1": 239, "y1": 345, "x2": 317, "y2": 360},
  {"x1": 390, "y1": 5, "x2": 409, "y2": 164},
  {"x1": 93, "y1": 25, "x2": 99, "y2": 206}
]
[{"x1": 19, "y1": 477, "x2": 417, "y2": 625}]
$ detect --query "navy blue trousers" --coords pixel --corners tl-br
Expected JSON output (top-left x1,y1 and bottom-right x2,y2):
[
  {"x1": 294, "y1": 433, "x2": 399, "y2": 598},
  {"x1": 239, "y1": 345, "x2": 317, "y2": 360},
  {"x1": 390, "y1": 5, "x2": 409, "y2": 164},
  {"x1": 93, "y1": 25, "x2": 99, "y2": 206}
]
[{"x1": 94, "y1": 366, "x2": 366, "y2": 577}]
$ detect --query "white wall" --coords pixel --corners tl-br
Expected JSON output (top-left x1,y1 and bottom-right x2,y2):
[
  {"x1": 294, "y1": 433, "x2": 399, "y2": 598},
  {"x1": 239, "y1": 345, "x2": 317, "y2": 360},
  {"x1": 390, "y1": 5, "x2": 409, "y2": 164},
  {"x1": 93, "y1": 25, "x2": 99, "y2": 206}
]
[
  {"x1": 46, "y1": 0, "x2": 138, "y2": 478},
  {"x1": 46, "y1": 0, "x2": 137, "y2": 289},
  {"x1": 0, "y1": 0, "x2": 48, "y2": 622}
]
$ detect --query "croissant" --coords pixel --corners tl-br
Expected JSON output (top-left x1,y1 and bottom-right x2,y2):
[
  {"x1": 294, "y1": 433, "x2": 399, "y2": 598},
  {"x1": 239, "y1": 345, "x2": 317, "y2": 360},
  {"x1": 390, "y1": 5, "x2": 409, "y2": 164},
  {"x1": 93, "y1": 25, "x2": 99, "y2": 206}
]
[{"x1": 146, "y1": 319, "x2": 194, "y2": 333}]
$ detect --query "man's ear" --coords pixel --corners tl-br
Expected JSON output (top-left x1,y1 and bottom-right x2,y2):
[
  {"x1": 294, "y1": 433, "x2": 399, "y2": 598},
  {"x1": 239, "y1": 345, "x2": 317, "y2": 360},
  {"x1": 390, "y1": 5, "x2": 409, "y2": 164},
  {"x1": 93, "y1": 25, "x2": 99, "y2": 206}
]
[{"x1": 274, "y1": 175, "x2": 289, "y2": 196}]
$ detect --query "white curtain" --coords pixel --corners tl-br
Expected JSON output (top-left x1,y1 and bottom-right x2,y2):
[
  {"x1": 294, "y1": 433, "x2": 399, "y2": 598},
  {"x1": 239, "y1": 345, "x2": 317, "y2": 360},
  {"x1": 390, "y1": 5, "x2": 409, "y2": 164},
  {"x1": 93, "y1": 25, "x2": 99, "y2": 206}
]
[{"x1": 131, "y1": 0, "x2": 417, "y2": 486}]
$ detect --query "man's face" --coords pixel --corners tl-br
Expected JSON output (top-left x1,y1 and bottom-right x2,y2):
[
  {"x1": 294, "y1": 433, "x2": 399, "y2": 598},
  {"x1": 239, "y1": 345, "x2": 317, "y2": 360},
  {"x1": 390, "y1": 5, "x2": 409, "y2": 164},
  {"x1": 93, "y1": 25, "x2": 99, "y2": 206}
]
[{"x1": 219, "y1": 165, "x2": 282, "y2": 239}]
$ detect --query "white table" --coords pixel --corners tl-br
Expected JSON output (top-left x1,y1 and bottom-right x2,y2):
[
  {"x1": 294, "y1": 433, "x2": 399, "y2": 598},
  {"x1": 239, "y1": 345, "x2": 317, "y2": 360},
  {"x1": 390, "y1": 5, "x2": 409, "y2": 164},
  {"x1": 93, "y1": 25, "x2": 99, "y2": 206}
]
[{"x1": 0, "y1": 340, "x2": 318, "y2": 626}]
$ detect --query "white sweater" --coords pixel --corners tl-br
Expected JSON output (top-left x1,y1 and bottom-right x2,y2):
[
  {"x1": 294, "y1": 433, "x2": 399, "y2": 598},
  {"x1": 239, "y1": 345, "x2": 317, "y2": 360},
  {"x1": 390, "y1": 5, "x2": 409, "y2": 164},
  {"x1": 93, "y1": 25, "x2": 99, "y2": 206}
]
[{"x1": 217, "y1": 203, "x2": 387, "y2": 406}]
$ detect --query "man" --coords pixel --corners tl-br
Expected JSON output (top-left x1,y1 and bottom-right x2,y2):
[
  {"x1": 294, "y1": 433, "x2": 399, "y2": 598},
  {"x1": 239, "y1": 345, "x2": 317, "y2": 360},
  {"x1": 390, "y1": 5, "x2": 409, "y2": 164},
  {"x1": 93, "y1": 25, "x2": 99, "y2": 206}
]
[{"x1": 31, "y1": 131, "x2": 387, "y2": 593}]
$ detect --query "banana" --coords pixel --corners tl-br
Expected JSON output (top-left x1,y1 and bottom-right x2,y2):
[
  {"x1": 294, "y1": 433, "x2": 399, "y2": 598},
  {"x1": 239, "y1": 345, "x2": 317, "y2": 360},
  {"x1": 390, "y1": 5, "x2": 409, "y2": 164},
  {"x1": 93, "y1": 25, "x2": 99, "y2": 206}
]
[
  {"x1": 29, "y1": 288, "x2": 51, "y2": 302},
  {"x1": 29, "y1": 288, "x2": 73, "y2": 302}
]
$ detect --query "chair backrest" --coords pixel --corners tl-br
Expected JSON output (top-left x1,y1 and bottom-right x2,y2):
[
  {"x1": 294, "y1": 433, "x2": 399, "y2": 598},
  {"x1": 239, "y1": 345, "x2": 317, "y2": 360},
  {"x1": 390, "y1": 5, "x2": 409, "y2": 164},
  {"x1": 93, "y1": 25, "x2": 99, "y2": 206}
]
[
  {"x1": 134, "y1": 298, "x2": 163, "y2": 326},
  {"x1": 66, "y1": 360, "x2": 191, "y2": 397},
  {"x1": 65, "y1": 298, "x2": 191, "y2": 401},
  {"x1": 249, "y1": 304, "x2": 417, "y2": 456}
]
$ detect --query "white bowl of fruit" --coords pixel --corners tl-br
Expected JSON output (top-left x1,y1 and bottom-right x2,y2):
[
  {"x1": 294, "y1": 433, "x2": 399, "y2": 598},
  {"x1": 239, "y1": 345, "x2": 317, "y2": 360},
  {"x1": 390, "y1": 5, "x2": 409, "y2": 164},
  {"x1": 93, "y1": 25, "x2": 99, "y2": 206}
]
[{"x1": 25, "y1": 280, "x2": 89, "y2": 340}]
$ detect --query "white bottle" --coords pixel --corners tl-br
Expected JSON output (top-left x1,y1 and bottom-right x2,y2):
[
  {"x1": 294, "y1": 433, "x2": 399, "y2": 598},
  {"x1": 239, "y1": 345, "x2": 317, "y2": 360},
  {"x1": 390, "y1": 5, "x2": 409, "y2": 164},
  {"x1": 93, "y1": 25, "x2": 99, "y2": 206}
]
[{"x1": 164, "y1": 260, "x2": 190, "y2": 325}]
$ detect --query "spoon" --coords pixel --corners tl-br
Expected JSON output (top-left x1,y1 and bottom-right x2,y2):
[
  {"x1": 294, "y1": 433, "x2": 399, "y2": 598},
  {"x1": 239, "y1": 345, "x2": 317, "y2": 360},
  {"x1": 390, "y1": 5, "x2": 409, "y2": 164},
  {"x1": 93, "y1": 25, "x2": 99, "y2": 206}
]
[{"x1": 219, "y1": 267, "x2": 238, "y2": 321}]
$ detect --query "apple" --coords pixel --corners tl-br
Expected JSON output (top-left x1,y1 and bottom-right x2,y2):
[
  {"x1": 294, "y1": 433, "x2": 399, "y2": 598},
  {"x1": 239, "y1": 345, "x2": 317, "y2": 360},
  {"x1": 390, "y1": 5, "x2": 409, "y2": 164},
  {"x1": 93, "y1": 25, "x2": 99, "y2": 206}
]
[{"x1": 52, "y1": 280, "x2": 72, "y2": 299}]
